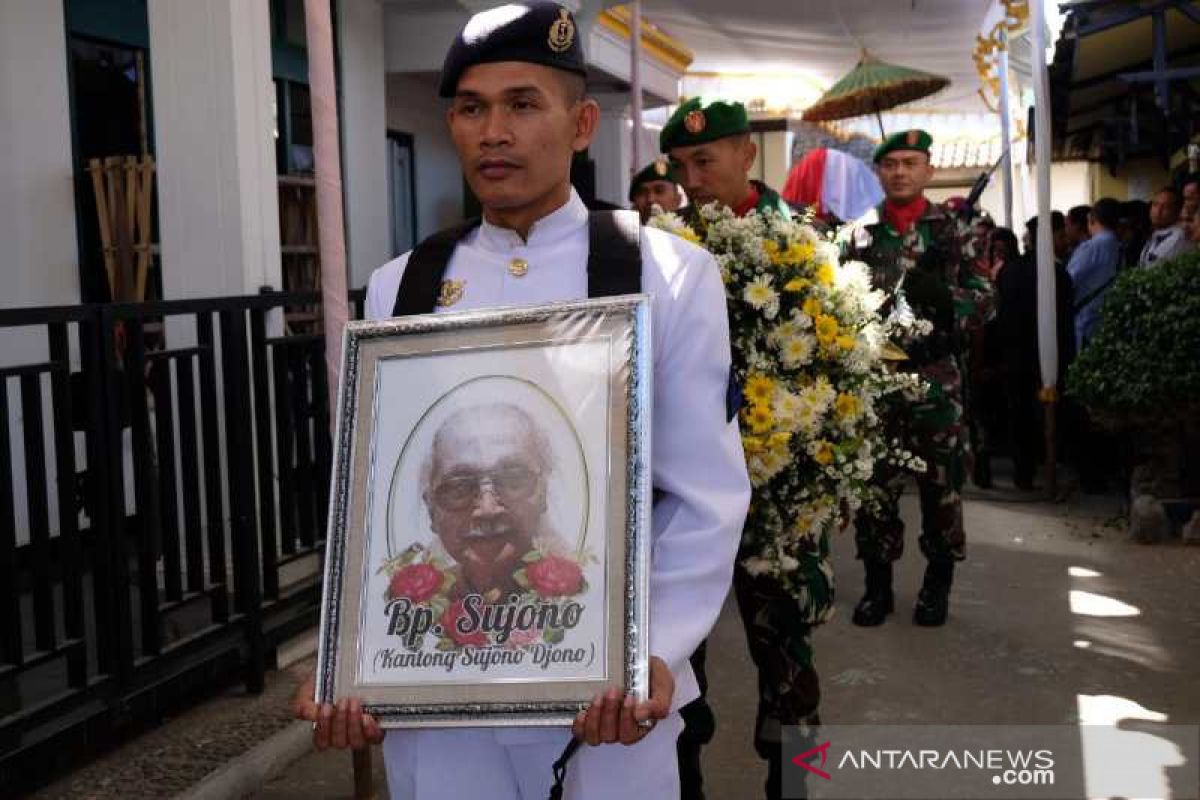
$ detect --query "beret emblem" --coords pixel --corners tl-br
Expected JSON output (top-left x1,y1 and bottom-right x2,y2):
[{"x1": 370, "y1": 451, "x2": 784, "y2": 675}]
[
  {"x1": 653, "y1": 159, "x2": 668, "y2": 177},
  {"x1": 906, "y1": 130, "x2": 920, "y2": 146},
  {"x1": 547, "y1": 8, "x2": 575, "y2": 53},
  {"x1": 684, "y1": 109, "x2": 707, "y2": 134}
]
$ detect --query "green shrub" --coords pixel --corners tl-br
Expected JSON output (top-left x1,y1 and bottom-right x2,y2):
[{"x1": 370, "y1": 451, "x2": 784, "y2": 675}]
[{"x1": 1067, "y1": 250, "x2": 1200, "y2": 418}]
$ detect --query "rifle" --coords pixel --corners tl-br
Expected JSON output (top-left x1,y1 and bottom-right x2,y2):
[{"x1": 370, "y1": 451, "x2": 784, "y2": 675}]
[{"x1": 960, "y1": 149, "x2": 1009, "y2": 218}]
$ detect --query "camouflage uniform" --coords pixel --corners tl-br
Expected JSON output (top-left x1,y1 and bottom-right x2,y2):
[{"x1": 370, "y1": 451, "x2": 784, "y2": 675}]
[
  {"x1": 843, "y1": 200, "x2": 993, "y2": 564},
  {"x1": 678, "y1": 179, "x2": 832, "y2": 799}
]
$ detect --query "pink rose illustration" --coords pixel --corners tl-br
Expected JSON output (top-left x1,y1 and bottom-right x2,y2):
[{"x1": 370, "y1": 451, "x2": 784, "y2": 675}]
[
  {"x1": 505, "y1": 627, "x2": 542, "y2": 648},
  {"x1": 388, "y1": 563, "x2": 443, "y2": 603},
  {"x1": 525, "y1": 555, "x2": 584, "y2": 598}
]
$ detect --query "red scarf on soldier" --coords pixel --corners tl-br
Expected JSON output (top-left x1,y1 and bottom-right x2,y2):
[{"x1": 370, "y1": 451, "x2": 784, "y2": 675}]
[
  {"x1": 733, "y1": 184, "x2": 761, "y2": 218},
  {"x1": 883, "y1": 195, "x2": 929, "y2": 235}
]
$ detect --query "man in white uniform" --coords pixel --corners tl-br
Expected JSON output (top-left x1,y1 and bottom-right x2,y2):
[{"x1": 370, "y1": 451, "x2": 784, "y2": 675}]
[{"x1": 293, "y1": 4, "x2": 750, "y2": 798}]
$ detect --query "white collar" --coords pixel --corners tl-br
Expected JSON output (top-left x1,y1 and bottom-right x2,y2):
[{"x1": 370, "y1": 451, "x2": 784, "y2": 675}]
[
  {"x1": 475, "y1": 188, "x2": 588, "y2": 251},
  {"x1": 1152, "y1": 224, "x2": 1184, "y2": 241}
]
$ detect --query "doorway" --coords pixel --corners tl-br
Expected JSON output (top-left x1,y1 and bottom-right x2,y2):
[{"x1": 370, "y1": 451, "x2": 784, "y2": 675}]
[{"x1": 387, "y1": 131, "x2": 417, "y2": 258}]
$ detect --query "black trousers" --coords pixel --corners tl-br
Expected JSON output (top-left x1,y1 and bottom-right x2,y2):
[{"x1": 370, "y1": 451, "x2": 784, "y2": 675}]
[{"x1": 677, "y1": 642, "x2": 714, "y2": 800}]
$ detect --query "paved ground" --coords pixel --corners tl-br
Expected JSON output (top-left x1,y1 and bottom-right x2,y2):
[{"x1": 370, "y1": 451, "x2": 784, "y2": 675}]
[
  {"x1": 249, "y1": 483, "x2": 1200, "y2": 800},
  {"x1": 25, "y1": 475, "x2": 1200, "y2": 799}
]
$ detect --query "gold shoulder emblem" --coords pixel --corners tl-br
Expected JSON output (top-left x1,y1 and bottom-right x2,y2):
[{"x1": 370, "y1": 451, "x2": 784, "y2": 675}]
[
  {"x1": 547, "y1": 8, "x2": 575, "y2": 53},
  {"x1": 437, "y1": 279, "x2": 466, "y2": 307}
]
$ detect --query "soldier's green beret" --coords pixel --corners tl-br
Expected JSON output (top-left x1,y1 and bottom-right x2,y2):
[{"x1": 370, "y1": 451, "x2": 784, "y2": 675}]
[
  {"x1": 628, "y1": 159, "x2": 680, "y2": 201},
  {"x1": 659, "y1": 97, "x2": 751, "y2": 152},
  {"x1": 873, "y1": 129, "x2": 934, "y2": 163},
  {"x1": 438, "y1": 2, "x2": 586, "y2": 98}
]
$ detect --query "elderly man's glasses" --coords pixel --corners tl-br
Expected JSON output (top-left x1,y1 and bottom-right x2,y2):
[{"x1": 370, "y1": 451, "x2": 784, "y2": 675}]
[{"x1": 432, "y1": 466, "x2": 541, "y2": 511}]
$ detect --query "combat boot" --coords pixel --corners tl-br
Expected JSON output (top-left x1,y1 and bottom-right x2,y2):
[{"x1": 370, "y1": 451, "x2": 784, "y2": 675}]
[
  {"x1": 851, "y1": 561, "x2": 894, "y2": 626},
  {"x1": 913, "y1": 559, "x2": 955, "y2": 626}
]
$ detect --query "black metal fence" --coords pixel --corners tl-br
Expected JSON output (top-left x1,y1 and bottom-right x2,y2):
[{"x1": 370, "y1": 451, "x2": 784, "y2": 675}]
[{"x1": 0, "y1": 290, "x2": 362, "y2": 794}]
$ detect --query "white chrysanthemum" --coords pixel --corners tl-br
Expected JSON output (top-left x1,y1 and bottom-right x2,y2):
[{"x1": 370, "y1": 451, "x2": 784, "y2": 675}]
[
  {"x1": 769, "y1": 319, "x2": 802, "y2": 345},
  {"x1": 743, "y1": 275, "x2": 779, "y2": 312},
  {"x1": 743, "y1": 556, "x2": 773, "y2": 576},
  {"x1": 816, "y1": 241, "x2": 841, "y2": 268},
  {"x1": 795, "y1": 402, "x2": 822, "y2": 433},
  {"x1": 779, "y1": 334, "x2": 815, "y2": 368},
  {"x1": 834, "y1": 259, "x2": 873, "y2": 295}
]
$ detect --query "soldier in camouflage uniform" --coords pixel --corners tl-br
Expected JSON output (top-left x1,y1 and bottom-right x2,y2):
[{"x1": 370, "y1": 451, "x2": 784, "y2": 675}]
[
  {"x1": 662, "y1": 96, "x2": 828, "y2": 800},
  {"x1": 842, "y1": 129, "x2": 992, "y2": 628}
]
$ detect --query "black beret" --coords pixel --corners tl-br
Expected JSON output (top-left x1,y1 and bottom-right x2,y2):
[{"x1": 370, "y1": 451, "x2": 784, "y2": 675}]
[
  {"x1": 629, "y1": 159, "x2": 680, "y2": 201},
  {"x1": 439, "y1": 2, "x2": 587, "y2": 98}
]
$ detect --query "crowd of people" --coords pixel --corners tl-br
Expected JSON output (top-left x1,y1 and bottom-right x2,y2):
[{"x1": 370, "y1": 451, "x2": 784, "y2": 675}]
[{"x1": 967, "y1": 175, "x2": 1199, "y2": 494}]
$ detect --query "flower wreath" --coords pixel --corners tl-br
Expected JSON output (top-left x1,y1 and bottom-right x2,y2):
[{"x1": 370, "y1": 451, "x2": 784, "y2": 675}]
[{"x1": 651, "y1": 203, "x2": 925, "y2": 603}]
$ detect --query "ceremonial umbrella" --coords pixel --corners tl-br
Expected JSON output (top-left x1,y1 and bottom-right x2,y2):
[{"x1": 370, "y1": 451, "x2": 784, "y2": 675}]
[{"x1": 801, "y1": 52, "x2": 950, "y2": 137}]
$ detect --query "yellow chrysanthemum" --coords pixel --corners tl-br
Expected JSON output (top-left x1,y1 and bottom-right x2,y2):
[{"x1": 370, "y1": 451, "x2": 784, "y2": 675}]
[
  {"x1": 742, "y1": 435, "x2": 765, "y2": 454},
  {"x1": 802, "y1": 296, "x2": 823, "y2": 318},
  {"x1": 836, "y1": 333, "x2": 857, "y2": 351},
  {"x1": 783, "y1": 277, "x2": 810, "y2": 293},
  {"x1": 792, "y1": 241, "x2": 816, "y2": 264},
  {"x1": 834, "y1": 393, "x2": 861, "y2": 420},
  {"x1": 813, "y1": 441, "x2": 835, "y2": 465},
  {"x1": 744, "y1": 374, "x2": 776, "y2": 405},
  {"x1": 677, "y1": 227, "x2": 701, "y2": 244},
  {"x1": 763, "y1": 240, "x2": 785, "y2": 265},
  {"x1": 816, "y1": 263, "x2": 836, "y2": 286},
  {"x1": 815, "y1": 314, "x2": 840, "y2": 344},
  {"x1": 768, "y1": 431, "x2": 792, "y2": 451},
  {"x1": 743, "y1": 403, "x2": 775, "y2": 435}
]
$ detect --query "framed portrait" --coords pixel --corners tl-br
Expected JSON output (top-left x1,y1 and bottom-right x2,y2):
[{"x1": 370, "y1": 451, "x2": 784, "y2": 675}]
[{"x1": 316, "y1": 296, "x2": 652, "y2": 727}]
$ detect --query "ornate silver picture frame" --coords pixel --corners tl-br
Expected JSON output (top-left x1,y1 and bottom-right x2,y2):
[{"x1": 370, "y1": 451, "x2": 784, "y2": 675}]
[{"x1": 316, "y1": 296, "x2": 652, "y2": 727}]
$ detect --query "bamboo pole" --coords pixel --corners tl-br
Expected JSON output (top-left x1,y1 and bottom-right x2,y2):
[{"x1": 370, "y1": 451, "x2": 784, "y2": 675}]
[
  {"x1": 630, "y1": 0, "x2": 644, "y2": 172},
  {"x1": 305, "y1": 0, "x2": 350, "y2": 421},
  {"x1": 1030, "y1": 0, "x2": 1059, "y2": 498},
  {"x1": 303, "y1": 1, "x2": 367, "y2": 794},
  {"x1": 87, "y1": 159, "x2": 117, "y2": 295},
  {"x1": 997, "y1": 27, "x2": 1014, "y2": 229}
]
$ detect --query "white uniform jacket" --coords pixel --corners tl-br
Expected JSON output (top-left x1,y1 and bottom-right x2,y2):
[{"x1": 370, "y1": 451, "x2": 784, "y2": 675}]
[{"x1": 365, "y1": 190, "x2": 750, "y2": 798}]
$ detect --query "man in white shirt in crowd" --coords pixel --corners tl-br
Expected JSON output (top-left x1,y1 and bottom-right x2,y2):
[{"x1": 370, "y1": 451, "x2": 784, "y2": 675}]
[
  {"x1": 1138, "y1": 185, "x2": 1191, "y2": 267},
  {"x1": 292, "y1": 3, "x2": 750, "y2": 799}
]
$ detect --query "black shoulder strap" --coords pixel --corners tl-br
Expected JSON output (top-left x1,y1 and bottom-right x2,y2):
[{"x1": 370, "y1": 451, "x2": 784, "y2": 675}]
[
  {"x1": 391, "y1": 210, "x2": 641, "y2": 317},
  {"x1": 586, "y1": 210, "x2": 642, "y2": 297},
  {"x1": 391, "y1": 218, "x2": 481, "y2": 317}
]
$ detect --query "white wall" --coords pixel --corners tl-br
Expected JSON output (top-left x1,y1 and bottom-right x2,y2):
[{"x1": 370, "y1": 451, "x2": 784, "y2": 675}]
[
  {"x1": 148, "y1": 0, "x2": 281, "y2": 299},
  {"x1": 383, "y1": 7, "x2": 468, "y2": 74},
  {"x1": 386, "y1": 75, "x2": 464, "y2": 242},
  {"x1": 0, "y1": 0, "x2": 80, "y2": 309},
  {"x1": 339, "y1": 0, "x2": 391, "y2": 291},
  {"x1": 928, "y1": 161, "x2": 1094, "y2": 229},
  {"x1": 0, "y1": 1, "x2": 84, "y2": 545},
  {"x1": 592, "y1": 95, "x2": 632, "y2": 208}
]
